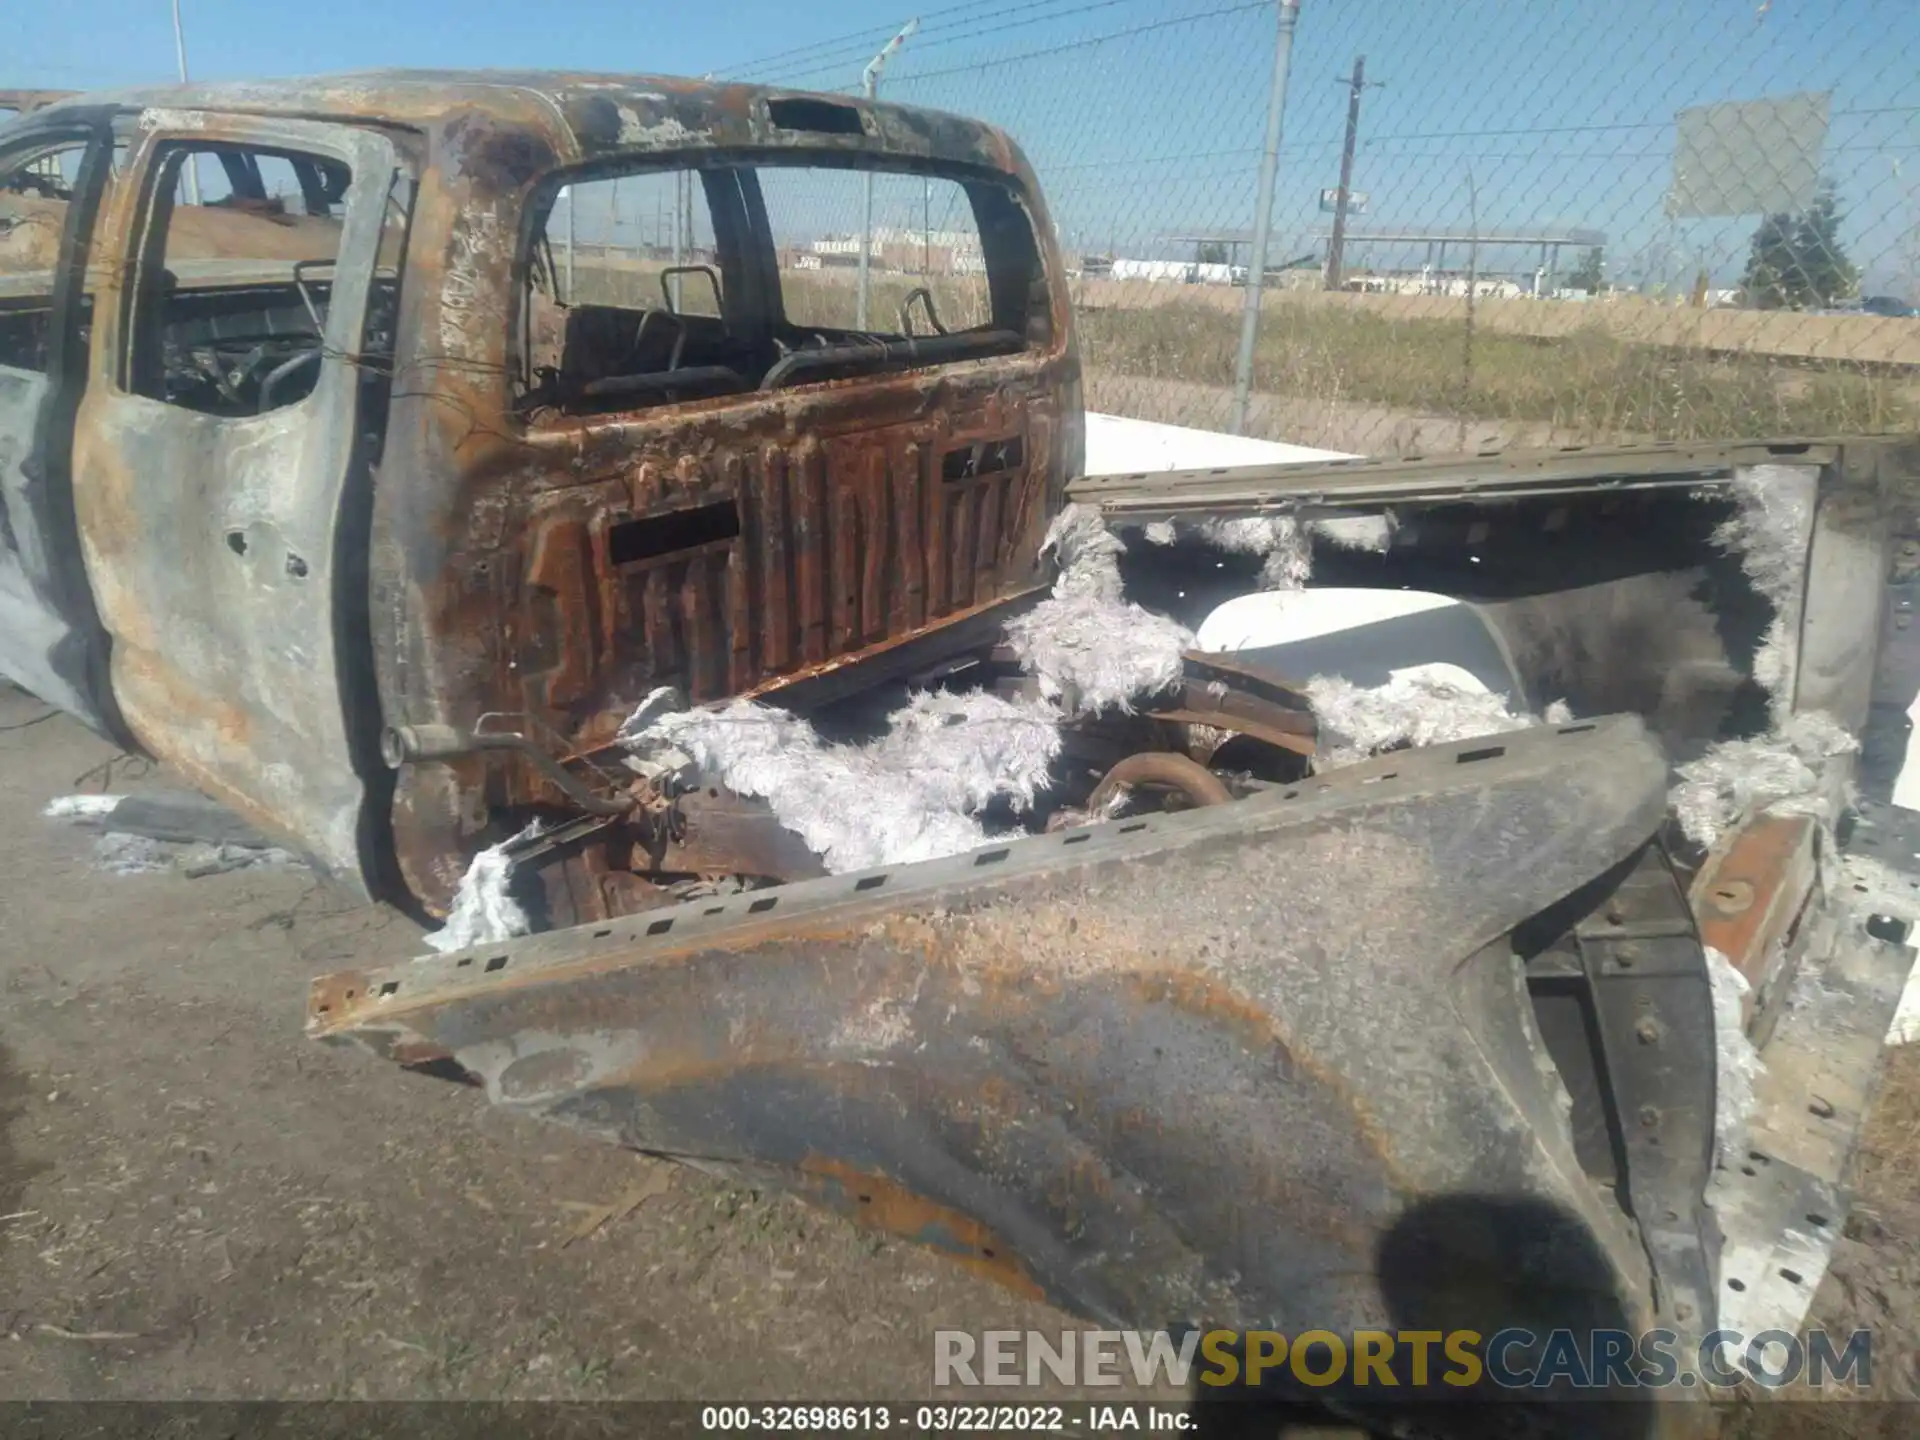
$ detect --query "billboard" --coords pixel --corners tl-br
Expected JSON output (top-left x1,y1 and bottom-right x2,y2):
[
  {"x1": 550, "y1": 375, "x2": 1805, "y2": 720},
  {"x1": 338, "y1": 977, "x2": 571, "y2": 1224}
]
[{"x1": 1669, "y1": 91, "x2": 1831, "y2": 217}]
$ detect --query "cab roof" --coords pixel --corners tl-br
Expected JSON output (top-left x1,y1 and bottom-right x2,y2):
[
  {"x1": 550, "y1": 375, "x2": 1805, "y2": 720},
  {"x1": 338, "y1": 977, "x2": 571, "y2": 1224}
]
[{"x1": 17, "y1": 70, "x2": 1031, "y2": 182}]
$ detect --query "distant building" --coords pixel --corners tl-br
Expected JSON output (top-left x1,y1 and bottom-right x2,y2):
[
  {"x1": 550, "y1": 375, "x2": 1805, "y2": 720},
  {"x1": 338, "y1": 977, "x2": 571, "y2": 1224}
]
[
  {"x1": 1110, "y1": 258, "x2": 1245, "y2": 286},
  {"x1": 802, "y1": 226, "x2": 983, "y2": 275}
]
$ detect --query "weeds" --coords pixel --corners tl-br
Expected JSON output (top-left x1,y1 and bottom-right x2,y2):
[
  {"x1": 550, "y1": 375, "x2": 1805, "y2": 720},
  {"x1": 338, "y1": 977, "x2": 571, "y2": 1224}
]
[
  {"x1": 1078, "y1": 298, "x2": 1918, "y2": 445},
  {"x1": 562, "y1": 251, "x2": 1915, "y2": 448}
]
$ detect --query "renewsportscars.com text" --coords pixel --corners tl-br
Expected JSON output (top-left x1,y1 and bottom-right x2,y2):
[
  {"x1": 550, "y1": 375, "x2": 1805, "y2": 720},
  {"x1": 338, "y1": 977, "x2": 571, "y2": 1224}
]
[{"x1": 933, "y1": 1327, "x2": 1873, "y2": 1391}]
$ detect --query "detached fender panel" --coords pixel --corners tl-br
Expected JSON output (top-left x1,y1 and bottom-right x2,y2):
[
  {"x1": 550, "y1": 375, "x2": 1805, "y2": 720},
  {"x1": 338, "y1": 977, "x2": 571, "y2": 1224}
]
[{"x1": 314, "y1": 716, "x2": 1673, "y2": 1350}]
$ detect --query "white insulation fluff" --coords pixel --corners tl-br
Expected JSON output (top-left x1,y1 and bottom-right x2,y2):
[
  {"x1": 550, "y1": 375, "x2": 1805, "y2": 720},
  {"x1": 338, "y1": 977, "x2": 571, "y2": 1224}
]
[
  {"x1": 422, "y1": 822, "x2": 540, "y2": 955},
  {"x1": 1706, "y1": 947, "x2": 1765, "y2": 1170},
  {"x1": 44, "y1": 793, "x2": 125, "y2": 819},
  {"x1": 1139, "y1": 511, "x2": 1392, "y2": 590},
  {"x1": 1305, "y1": 671, "x2": 1572, "y2": 769},
  {"x1": 643, "y1": 689, "x2": 1062, "y2": 875},
  {"x1": 1670, "y1": 465, "x2": 1852, "y2": 848},
  {"x1": 1198, "y1": 516, "x2": 1313, "y2": 591},
  {"x1": 1002, "y1": 504, "x2": 1193, "y2": 716},
  {"x1": 1669, "y1": 710, "x2": 1859, "y2": 850},
  {"x1": 1707, "y1": 464, "x2": 1816, "y2": 715}
]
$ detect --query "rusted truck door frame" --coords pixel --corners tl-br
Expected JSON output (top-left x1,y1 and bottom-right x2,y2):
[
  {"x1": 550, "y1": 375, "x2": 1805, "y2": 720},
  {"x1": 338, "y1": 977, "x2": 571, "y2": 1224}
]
[
  {"x1": 0, "y1": 107, "x2": 123, "y2": 734},
  {"x1": 70, "y1": 111, "x2": 404, "y2": 888}
]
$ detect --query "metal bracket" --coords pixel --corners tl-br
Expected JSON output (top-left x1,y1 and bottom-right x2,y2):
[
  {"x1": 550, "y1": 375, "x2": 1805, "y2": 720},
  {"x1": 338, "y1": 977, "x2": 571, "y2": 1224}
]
[{"x1": 1528, "y1": 844, "x2": 1720, "y2": 1335}]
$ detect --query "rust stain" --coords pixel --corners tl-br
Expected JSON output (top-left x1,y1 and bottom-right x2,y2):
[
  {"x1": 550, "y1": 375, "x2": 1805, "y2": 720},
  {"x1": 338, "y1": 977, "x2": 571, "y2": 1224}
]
[
  {"x1": 1689, "y1": 812, "x2": 1819, "y2": 1012},
  {"x1": 799, "y1": 1156, "x2": 1047, "y2": 1301}
]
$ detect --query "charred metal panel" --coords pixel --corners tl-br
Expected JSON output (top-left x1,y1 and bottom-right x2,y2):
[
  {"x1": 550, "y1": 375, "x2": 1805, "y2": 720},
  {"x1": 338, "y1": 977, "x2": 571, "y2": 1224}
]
[
  {"x1": 314, "y1": 717, "x2": 1671, "y2": 1373},
  {"x1": 69, "y1": 112, "x2": 405, "y2": 886},
  {"x1": 1066, "y1": 437, "x2": 1848, "y2": 520},
  {"x1": 510, "y1": 407, "x2": 1057, "y2": 727},
  {"x1": 0, "y1": 109, "x2": 122, "y2": 734}
]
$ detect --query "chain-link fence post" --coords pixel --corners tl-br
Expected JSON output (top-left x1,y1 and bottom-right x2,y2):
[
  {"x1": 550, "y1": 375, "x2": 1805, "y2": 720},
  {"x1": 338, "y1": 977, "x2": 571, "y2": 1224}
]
[
  {"x1": 1231, "y1": 0, "x2": 1302, "y2": 435},
  {"x1": 858, "y1": 19, "x2": 921, "y2": 331}
]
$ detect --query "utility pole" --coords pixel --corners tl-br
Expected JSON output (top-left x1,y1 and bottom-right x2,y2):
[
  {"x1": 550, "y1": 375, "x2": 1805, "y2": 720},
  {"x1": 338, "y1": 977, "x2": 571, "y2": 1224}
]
[
  {"x1": 857, "y1": 18, "x2": 920, "y2": 330},
  {"x1": 170, "y1": 0, "x2": 200, "y2": 203},
  {"x1": 1229, "y1": 0, "x2": 1302, "y2": 435},
  {"x1": 1324, "y1": 54, "x2": 1381, "y2": 292}
]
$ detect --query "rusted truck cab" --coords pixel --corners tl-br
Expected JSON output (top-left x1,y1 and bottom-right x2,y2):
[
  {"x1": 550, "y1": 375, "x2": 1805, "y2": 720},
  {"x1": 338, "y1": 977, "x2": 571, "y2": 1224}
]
[{"x1": 0, "y1": 73, "x2": 1077, "y2": 910}]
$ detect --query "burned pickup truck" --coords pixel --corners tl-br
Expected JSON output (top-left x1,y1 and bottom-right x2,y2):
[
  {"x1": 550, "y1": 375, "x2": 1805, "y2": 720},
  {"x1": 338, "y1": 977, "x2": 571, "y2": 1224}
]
[{"x1": 4, "y1": 71, "x2": 1917, "y2": 1425}]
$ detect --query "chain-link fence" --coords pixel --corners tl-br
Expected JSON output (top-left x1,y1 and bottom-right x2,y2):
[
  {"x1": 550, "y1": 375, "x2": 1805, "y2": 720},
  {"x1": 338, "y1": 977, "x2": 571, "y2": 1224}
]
[{"x1": 716, "y1": 0, "x2": 1920, "y2": 457}]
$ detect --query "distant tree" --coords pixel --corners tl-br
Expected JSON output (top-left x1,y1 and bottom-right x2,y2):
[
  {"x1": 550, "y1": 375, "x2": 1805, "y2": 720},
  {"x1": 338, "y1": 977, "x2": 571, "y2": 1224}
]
[
  {"x1": 1196, "y1": 241, "x2": 1231, "y2": 266},
  {"x1": 1793, "y1": 185, "x2": 1858, "y2": 306},
  {"x1": 1567, "y1": 247, "x2": 1605, "y2": 294},
  {"x1": 1743, "y1": 211, "x2": 1798, "y2": 308},
  {"x1": 1743, "y1": 184, "x2": 1858, "y2": 309}
]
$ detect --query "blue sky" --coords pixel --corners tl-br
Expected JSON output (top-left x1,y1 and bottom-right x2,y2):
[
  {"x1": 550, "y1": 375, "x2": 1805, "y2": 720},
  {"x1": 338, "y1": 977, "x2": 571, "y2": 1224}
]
[{"x1": 11, "y1": 0, "x2": 1919, "y2": 291}]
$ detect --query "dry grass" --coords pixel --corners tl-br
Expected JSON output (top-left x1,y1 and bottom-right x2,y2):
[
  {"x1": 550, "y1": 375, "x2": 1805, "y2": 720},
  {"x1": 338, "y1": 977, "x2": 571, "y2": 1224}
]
[
  {"x1": 1077, "y1": 298, "x2": 1919, "y2": 445},
  {"x1": 559, "y1": 253, "x2": 1915, "y2": 447}
]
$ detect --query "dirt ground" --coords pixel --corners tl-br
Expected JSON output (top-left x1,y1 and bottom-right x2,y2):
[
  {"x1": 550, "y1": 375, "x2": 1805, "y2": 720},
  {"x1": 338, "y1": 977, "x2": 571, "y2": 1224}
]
[
  {"x1": 1, "y1": 678, "x2": 1917, "y2": 1420},
  {"x1": 0, "y1": 684, "x2": 1072, "y2": 1402}
]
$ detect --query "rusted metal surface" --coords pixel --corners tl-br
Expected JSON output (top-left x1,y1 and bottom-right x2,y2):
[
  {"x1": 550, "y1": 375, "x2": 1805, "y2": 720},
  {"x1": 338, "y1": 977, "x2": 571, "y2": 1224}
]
[
  {"x1": 648, "y1": 786, "x2": 829, "y2": 881},
  {"x1": 1688, "y1": 812, "x2": 1821, "y2": 1020},
  {"x1": 1152, "y1": 650, "x2": 1317, "y2": 759},
  {"x1": 66, "y1": 111, "x2": 407, "y2": 883},
  {"x1": 311, "y1": 717, "x2": 1679, "y2": 1420},
  {"x1": 3, "y1": 72, "x2": 1076, "y2": 904},
  {"x1": 1086, "y1": 751, "x2": 1233, "y2": 813}
]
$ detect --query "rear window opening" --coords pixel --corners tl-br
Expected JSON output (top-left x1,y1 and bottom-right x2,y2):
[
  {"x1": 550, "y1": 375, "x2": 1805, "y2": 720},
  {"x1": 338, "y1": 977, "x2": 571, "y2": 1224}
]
[
  {"x1": 765, "y1": 97, "x2": 866, "y2": 136},
  {"x1": 942, "y1": 435, "x2": 1025, "y2": 482},
  {"x1": 516, "y1": 157, "x2": 1049, "y2": 416},
  {"x1": 607, "y1": 500, "x2": 742, "y2": 565}
]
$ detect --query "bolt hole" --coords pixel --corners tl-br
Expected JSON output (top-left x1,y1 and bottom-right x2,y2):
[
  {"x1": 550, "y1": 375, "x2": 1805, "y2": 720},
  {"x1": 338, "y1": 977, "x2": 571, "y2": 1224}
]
[
  {"x1": 1781, "y1": 1268, "x2": 1804, "y2": 1285},
  {"x1": 484, "y1": 955, "x2": 508, "y2": 973},
  {"x1": 1866, "y1": 913, "x2": 1911, "y2": 944},
  {"x1": 1806, "y1": 1213, "x2": 1829, "y2": 1228},
  {"x1": 285, "y1": 553, "x2": 309, "y2": 579},
  {"x1": 1062, "y1": 832, "x2": 1090, "y2": 845},
  {"x1": 225, "y1": 531, "x2": 247, "y2": 555},
  {"x1": 456, "y1": 957, "x2": 472, "y2": 967},
  {"x1": 855, "y1": 875, "x2": 887, "y2": 891},
  {"x1": 592, "y1": 928, "x2": 612, "y2": 939},
  {"x1": 1808, "y1": 1096, "x2": 1836, "y2": 1118},
  {"x1": 378, "y1": 981, "x2": 399, "y2": 997},
  {"x1": 1118, "y1": 822, "x2": 1147, "y2": 834},
  {"x1": 857, "y1": 1194, "x2": 872, "y2": 1205},
  {"x1": 647, "y1": 919, "x2": 673, "y2": 936},
  {"x1": 1728, "y1": 1278, "x2": 1747, "y2": 1293},
  {"x1": 749, "y1": 897, "x2": 777, "y2": 913},
  {"x1": 1740, "y1": 1165, "x2": 1757, "y2": 1177},
  {"x1": 975, "y1": 848, "x2": 1010, "y2": 865},
  {"x1": 981, "y1": 1247, "x2": 996, "y2": 1259}
]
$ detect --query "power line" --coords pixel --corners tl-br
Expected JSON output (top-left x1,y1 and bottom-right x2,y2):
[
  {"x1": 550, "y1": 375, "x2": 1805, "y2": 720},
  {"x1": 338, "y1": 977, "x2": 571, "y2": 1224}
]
[
  {"x1": 731, "y1": 0, "x2": 1148, "y2": 81},
  {"x1": 887, "y1": 0, "x2": 1270, "y2": 85}
]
